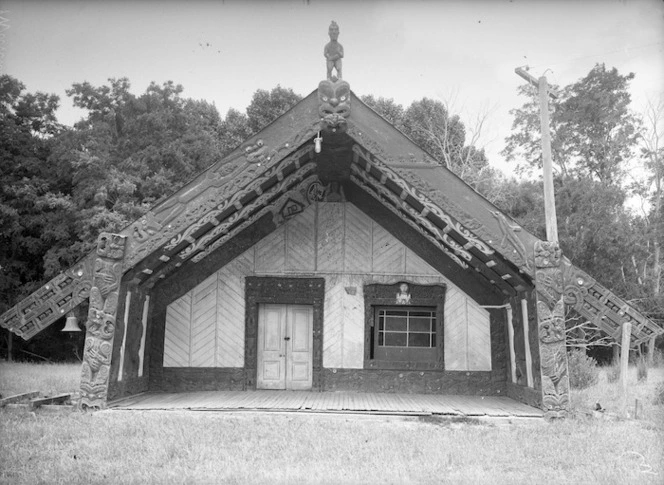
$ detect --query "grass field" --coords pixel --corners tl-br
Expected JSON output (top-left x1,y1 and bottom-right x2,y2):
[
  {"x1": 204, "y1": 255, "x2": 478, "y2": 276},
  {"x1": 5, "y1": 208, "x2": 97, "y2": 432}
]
[{"x1": 1, "y1": 362, "x2": 663, "y2": 484}]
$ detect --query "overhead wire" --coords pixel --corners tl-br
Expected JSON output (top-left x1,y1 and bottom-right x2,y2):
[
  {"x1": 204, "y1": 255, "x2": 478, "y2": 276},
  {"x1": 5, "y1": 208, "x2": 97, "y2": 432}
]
[{"x1": 526, "y1": 41, "x2": 664, "y2": 72}]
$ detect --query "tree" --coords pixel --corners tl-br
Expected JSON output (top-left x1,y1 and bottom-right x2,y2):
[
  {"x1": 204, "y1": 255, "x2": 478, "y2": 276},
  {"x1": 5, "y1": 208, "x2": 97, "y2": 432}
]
[
  {"x1": 501, "y1": 65, "x2": 660, "y2": 349},
  {"x1": 60, "y1": 78, "x2": 225, "y2": 247},
  {"x1": 245, "y1": 85, "x2": 302, "y2": 133},
  {"x1": 360, "y1": 95, "x2": 405, "y2": 128},
  {"x1": 361, "y1": 94, "x2": 506, "y2": 203},
  {"x1": 637, "y1": 97, "x2": 664, "y2": 302},
  {"x1": 0, "y1": 76, "x2": 74, "y2": 359},
  {"x1": 219, "y1": 108, "x2": 252, "y2": 155},
  {"x1": 503, "y1": 64, "x2": 641, "y2": 185},
  {"x1": 0, "y1": 76, "x2": 72, "y2": 301}
]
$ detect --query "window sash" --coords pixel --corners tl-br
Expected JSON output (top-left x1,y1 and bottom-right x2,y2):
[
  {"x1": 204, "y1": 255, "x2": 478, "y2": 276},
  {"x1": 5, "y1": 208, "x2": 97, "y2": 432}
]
[{"x1": 376, "y1": 307, "x2": 436, "y2": 349}]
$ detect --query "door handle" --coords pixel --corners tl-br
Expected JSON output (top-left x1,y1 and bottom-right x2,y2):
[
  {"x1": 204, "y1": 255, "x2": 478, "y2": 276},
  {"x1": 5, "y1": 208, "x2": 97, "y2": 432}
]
[{"x1": 284, "y1": 337, "x2": 291, "y2": 341}]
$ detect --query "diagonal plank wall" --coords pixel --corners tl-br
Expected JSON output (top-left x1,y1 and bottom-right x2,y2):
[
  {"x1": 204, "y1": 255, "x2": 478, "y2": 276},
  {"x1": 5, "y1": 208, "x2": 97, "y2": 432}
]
[{"x1": 163, "y1": 202, "x2": 491, "y2": 372}]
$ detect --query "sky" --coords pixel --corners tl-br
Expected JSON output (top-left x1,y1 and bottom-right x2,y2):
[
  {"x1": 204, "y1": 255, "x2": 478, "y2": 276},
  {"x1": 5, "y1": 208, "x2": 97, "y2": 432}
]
[{"x1": 1, "y1": 0, "x2": 663, "y2": 174}]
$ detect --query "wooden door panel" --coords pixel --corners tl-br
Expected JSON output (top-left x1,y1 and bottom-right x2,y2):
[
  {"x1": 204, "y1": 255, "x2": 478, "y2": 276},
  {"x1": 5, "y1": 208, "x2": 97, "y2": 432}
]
[
  {"x1": 257, "y1": 304, "x2": 286, "y2": 389},
  {"x1": 287, "y1": 305, "x2": 313, "y2": 390},
  {"x1": 257, "y1": 304, "x2": 313, "y2": 391},
  {"x1": 262, "y1": 361, "x2": 283, "y2": 381}
]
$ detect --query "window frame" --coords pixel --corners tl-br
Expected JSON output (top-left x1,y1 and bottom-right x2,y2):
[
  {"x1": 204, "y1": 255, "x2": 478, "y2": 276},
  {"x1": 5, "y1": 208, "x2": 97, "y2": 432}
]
[{"x1": 363, "y1": 282, "x2": 445, "y2": 370}]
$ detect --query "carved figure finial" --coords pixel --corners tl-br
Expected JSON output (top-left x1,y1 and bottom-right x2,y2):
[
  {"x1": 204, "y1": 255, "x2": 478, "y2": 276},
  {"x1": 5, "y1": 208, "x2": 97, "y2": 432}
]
[
  {"x1": 396, "y1": 283, "x2": 411, "y2": 305},
  {"x1": 324, "y1": 21, "x2": 343, "y2": 80}
]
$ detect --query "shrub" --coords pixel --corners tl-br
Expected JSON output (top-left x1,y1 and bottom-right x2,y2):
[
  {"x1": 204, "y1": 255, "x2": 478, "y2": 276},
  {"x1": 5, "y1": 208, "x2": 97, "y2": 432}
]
[
  {"x1": 567, "y1": 349, "x2": 599, "y2": 389},
  {"x1": 654, "y1": 382, "x2": 664, "y2": 405},
  {"x1": 652, "y1": 349, "x2": 664, "y2": 368},
  {"x1": 606, "y1": 365, "x2": 620, "y2": 383}
]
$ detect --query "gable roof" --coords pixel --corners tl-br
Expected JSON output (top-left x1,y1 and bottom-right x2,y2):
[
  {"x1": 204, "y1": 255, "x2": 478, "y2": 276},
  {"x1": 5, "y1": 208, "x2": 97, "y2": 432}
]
[{"x1": 2, "y1": 88, "x2": 662, "y2": 346}]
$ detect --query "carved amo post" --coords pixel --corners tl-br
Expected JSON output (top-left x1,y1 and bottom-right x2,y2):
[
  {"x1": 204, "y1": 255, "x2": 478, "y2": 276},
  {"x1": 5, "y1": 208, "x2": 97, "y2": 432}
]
[
  {"x1": 533, "y1": 241, "x2": 570, "y2": 419},
  {"x1": 79, "y1": 233, "x2": 127, "y2": 409}
]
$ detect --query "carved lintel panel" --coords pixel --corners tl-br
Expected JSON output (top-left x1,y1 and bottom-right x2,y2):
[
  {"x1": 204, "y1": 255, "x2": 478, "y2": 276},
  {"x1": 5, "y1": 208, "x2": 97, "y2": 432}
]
[
  {"x1": 534, "y1": 241, "x2": 570, "y2": 419},
  {"x1": 318, "y1": 78, "x2": 350, "y2": 132},
  {"x1": 0, "y1": 255, "x2": 94, "y2": 340},
  {"x1": 79, "y1": 232, "x2": 126, "y2": 409}
]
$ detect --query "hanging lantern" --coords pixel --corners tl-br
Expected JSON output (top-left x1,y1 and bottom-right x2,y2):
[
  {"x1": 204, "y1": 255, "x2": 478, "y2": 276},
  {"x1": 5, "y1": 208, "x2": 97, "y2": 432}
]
[{"x1": 62, "y1": 313, "x2": 81, "y2": 332}]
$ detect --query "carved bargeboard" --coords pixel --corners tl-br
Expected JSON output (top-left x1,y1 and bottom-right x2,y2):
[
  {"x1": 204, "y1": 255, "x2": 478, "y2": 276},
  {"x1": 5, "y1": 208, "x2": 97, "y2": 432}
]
[
  {"x1": 79, "y1": 233, "x2": 126, "y2": 409},
  {"x1": 0, "y1": 255, "x2": 94, "y2": 340},
  {"x1": 534, "y1": 241, "x2": 570, "y2": 418}
]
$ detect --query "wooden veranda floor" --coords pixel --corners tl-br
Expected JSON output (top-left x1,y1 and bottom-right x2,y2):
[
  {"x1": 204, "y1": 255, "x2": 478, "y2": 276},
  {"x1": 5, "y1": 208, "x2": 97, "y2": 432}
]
[{"x1": 109, "y1": 391, "x2": 543, "y2": 418}]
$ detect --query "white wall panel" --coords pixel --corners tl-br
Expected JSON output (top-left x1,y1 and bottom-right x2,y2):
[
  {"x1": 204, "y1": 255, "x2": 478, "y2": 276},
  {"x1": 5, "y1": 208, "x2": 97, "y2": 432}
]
[{"x1": 163, "y1": 202, "x2": 492, "y2": 372}]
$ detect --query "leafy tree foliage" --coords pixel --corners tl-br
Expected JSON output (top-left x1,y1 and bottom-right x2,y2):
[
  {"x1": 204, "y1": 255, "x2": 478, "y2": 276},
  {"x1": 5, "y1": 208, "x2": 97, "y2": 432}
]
[
  {"x1": 360, "y1": 95, "x2": 405, "y2": 128},
  {"x1": 1, "y1": 76, "x2": 307, "y2": 360},
  {"x1": 501, "y1": 63, "x2": 663, "y2": 345},
  {"x1": 0, "y1": 76, "x2": 72, "y2": 306},
  {"x1": 245, "y1": 85, "x2": 302, "y2": 133},
  {"x1": 361, "y1": 94, "x2": 504, "y2": 202},
  {"x1": 503, "y1": 64, "x2": 641, "y2": 185}
]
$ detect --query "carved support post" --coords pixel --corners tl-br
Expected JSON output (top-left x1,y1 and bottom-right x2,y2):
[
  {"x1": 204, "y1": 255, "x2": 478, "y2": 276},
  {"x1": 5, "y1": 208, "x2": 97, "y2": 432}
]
[
  {"x1": 79, "y1": 233, "x2": 127, "y2": 409},
  {"x1": 533, "y1": 241, "x2": 570, "y2": 419}
]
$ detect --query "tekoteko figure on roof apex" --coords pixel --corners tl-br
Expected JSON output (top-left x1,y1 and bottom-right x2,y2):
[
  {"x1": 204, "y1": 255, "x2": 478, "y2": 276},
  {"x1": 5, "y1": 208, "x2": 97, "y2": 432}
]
[{"x1": 324, "y1": 21, "x2": 343, "y2": 80}]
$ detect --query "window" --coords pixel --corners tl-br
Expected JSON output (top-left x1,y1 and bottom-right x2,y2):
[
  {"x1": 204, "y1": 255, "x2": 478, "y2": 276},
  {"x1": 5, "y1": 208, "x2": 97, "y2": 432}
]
[
  {"x1": 377, "y1": 308, "x2": 436, "y2": 348},
  {"x1": 372, "y1": 306, "x2": 438, "y2": 365},
  {"x1": 364, "y1": 282, "x2": 445, "y2": 370}
]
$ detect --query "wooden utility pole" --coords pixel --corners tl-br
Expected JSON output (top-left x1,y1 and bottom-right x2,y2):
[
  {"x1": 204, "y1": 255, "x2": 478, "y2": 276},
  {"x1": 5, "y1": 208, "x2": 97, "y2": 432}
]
[{"x1": 515, "y1": 67, "x2": 559, "y2": 241}]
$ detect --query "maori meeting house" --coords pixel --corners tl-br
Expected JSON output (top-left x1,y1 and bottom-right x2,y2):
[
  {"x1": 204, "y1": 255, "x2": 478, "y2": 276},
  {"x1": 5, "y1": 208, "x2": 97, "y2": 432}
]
[{"x1": 2, "y1": 23, "x2": 663, "y2": 419}]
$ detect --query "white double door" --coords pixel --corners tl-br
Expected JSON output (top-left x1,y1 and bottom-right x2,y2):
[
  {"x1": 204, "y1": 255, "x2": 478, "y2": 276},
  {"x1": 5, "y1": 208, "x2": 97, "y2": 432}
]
[{"x1": 257, "y1": 304, "x2": 313, "y2": 390}]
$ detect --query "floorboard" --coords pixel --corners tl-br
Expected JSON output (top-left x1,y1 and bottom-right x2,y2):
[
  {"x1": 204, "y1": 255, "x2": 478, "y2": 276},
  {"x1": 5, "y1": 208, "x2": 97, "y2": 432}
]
[{"x1": 109, "y1": 390, "x2": 544, "y2": 418}]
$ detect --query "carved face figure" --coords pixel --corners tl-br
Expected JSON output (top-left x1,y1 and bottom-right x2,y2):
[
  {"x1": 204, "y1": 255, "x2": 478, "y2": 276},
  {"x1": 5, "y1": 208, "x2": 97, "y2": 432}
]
[
  {"x1": 537, "y1": 300, "x2": 565, "y2": 344},
  {"x1": 318, "y1": 79, "x2": 351, "y2": 129},
  {"x1": 329, "y1": 22, "x2": 339, "y2": 41}
]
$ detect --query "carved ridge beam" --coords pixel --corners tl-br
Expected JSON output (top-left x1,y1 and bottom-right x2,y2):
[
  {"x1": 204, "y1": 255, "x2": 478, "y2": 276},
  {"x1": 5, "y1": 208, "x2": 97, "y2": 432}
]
[{"x1": 0, "y1": 254, "x2": 95, "y2": 340}]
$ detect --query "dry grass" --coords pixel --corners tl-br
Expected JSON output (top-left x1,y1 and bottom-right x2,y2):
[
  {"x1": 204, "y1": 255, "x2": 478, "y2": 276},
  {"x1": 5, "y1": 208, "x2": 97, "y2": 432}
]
[
  {"x1": 0, "y1": 362, "x2": 662, "y2": 484},
  {"x1": 0, "y1": 362, "x2": 80, "y2": 398},
  {"x1": 571, "y1": 367, "x2": 664, "y2": 424}
]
